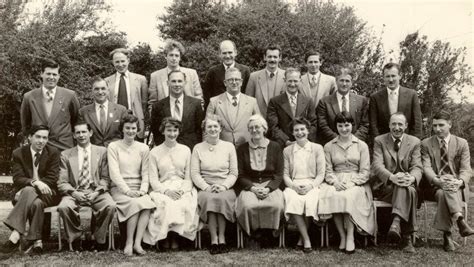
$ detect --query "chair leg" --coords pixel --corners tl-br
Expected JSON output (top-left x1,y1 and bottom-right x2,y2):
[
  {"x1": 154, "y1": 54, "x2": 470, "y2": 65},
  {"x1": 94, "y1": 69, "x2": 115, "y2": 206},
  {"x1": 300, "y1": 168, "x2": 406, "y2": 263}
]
[
  {"x1": 464, "y1": 203, "x2": 468, "y2": 246},
  {"x1": 279, "y1": 227, "x2": 285, "y2": 248},
  {"x1": 325, "y1": 223, "x2": 329, "y2": 247},
  {"x1": 423, "y1": 202, "x2": 428, "y2": 243},
  {"x1": 237, "y1": 224, "x2": 242, "y2": 248},
  {"x1": 373, "y1": 202, "x2": 378, "y2": 246},
  {"x1": 320, "y1": 226, "x2": 323, "y2": 248},
  {"x1": 57, "y1": 212, "x2": 62, "y2": 251}
]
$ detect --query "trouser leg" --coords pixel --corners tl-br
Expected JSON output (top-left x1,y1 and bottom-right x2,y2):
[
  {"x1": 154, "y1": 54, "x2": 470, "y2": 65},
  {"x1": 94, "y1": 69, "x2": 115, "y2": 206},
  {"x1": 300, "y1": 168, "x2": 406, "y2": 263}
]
[{"x1": 91, "y1": 193, "x2": 116, "y2": 244}]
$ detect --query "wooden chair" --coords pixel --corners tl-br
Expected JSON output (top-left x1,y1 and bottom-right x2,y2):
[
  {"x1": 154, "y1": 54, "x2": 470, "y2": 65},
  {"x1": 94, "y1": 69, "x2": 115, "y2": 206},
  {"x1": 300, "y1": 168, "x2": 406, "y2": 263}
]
[
  {"x1": 422, "y1": 200, "x2": 468, "y2": 245},
  {"x1": 373, "y1": 200, "x2": 416, "y2": 245},
  {"x1": 236, "y1": 224, "x2": 286, "y2": 248}
]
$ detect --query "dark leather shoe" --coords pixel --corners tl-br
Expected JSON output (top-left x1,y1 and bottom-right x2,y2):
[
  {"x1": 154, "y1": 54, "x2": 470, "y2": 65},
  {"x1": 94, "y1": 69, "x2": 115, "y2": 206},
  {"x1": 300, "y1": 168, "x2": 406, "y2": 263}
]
[
  {"x1": 402, "y1": 237, "x2": 415, "y2": 253},
  {"x1": 218, "y1": 243, "x2": 229, "y2": 254},
  {"x1": 457, "y1": 218, "x2": 474, "y2": 237},
  {"x1": 0, "y1": 240, "x2": 20, "y2": 253},
  {"x1": 387, "y1": 222, "x2": 402, "y2": 244},
  {"x1": 303, "y1": 247, "x2": 312, "y2": 253},
  {"x1": 92, "y1": 241, "x2": 108, "y2": 252},
  {"x1": 443, "y1": 232, "x2": 455, "y2": 252},
  {"x1": 209, "y1": 244, "x2": 219, "y2": 255},
  {"x1": 69, "y1": 239, "x2": 82, "y2": 252}
]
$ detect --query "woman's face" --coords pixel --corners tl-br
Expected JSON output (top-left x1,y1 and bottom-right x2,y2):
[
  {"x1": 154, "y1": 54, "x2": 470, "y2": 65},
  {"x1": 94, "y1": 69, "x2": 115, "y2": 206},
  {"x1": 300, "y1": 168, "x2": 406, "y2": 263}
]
[
  {"x1": 163, "y1": 124, "x2": 179, "y2": 142},
  {"x1": 205, "y1": 119, "x2": 221, "y2": 138},
  {"x1": 123, "y1": 122, "x2": 138, "y2": 140},
  {"x1": 293, "y1": 123, "x2": 309, "y2": 141},
  {"x1": 248, "y1": 120, "x2": 265, "y2": 141},
  {"x1": 337, "y1": 122, "x2": 352, "y2": 137}
]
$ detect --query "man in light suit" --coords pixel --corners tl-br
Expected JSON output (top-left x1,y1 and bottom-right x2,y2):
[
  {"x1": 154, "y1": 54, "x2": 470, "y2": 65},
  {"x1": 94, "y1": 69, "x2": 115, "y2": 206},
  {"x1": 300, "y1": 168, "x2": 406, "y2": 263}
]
[
  {"x1": 420, "y1": 111, "x2": 474, "y2": 251},
  {"x1": 105, "y1": 48, "x2": 148, "y2": 141},
  {"x1": 266, "y1": 68, "x2": 317, "y2": 147},
  {"x1": 57, "y1": 121, "x2": 116, "y2": 251},
  {"x1": 206, "y1": 67, "x2": 260, "y2": 146},
  {"x1": 148, "y1": 39, "x2": 203, "y2": 110},
  {"x1": 317, "y1": 66, "x2": 369, "y2": 144},
  {"x1": 299, "y1": 51, "x2": 336, "y2": 109},
  {"x1": 371, "y1": 112, "x2": 422, "y2": 253},
  {"x1": 151, "y1": 70, "x2": 204, "y2": 149},
  {"x1": 204, "y1": 40, "x2": 250, "y2": 108},
  {"x1": 21, "y1": 60, "x2": 80, "y2": 151},
  {"x1": 0, "y1": 125, "x2": 60, "y2": 254},
  {"x1": 245, "y1": 44, "x2": 286, "y2": 118},
  {"x1": 79, "y1": 77, "x2": 127, "y2": 147},
  {"x1": 369, "y1": 63, "x2": 423, "y2": 140}
]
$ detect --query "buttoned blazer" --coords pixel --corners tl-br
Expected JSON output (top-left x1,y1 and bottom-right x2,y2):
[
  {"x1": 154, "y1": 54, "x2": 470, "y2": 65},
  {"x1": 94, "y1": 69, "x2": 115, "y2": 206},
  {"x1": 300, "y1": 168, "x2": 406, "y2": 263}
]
[
  {"x1": 105, "y1": 72, "x2": 148, "y2": 138},
  {"x1": 245, "y1": 68, "x2": 286, "y2": 118},
  {"x1": 21, "y1": 87, "x2": 80, "y2": 151},
  {"x1": 299, "y1": 72, "x2": 336, "y2": 108}
]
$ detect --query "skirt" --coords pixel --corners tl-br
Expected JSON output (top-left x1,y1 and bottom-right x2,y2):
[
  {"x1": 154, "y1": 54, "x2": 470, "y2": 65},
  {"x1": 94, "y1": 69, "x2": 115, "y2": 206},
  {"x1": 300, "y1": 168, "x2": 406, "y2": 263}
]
[
  {"x1": 283, "y1": 178, "x2": 320, "y2": 221},
  {"x1": 235, "y1": 182, "x2": 284, "y2": 235},
  {"x1": 110, "y1": 187, "x2": 155, "y2": 222},
  {"x1": 143, "y1": 179, "x2": 199, "y2": 244},
  {"x1": 197, "y1": 189, "x2": 236, "y2": 223}
]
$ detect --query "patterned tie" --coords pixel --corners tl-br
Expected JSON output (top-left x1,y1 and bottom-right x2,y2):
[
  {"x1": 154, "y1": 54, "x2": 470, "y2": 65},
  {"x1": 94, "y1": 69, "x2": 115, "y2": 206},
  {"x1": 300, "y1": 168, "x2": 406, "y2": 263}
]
[
  {"x1": 290, "y1": 95, "x2": 297, "y2": 116},
  {"x1": 174, "y1": 98, "x2": 181, "y2": 119},
  {"x1": 78, "y1": 149, "x2": 90, "y2": 189},
  {"x1": 99, "y1": 104, "x2": 106, "y2": 132},
  {"x1": 394, "y1": 138, "x2": 401, "y2": 152},
  {"x1": 117, "y1": 73, "x2": 128, "y2": 109},
  {"x1": 439, "y1": 139, "x2": 451, "y2": 175},
  {"x1": 34, "y1": 152, "x2": 40, "y2": 167},
  {"x1": 341, "y1": 95, "x2": 347, "y2": 113},
  {"x1": 45, "y1": 90, "x2": 53, "y2": 102},
  {"x1": 269, "y1": 72, "x2": 275, "y2": 79},
  {"x1": 232, "y1": 96, "x2": 238, "y2": 107},
  {"x1": 310, "y1": 75, "x2": 317, "y2": 88}
]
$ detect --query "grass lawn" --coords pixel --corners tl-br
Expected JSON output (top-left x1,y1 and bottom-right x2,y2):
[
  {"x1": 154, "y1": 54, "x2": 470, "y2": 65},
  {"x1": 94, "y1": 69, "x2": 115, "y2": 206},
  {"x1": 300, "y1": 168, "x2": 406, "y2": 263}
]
[{"x1": 0, "y1": 196, "x2": 473, "y2": 265}]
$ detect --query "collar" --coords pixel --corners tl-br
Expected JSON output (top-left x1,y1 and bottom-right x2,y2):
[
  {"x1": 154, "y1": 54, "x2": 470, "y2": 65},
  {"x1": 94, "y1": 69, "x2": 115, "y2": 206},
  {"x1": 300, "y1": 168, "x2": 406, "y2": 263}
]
[
  {"x1": 308, "y1": 71, "x2": 321, "y2": 79},
  {"x1": 266, "y1": 68, "x2": 277, "y2": 77},
  {"x1": 95, "y1": 100, "x2": 108, "y2": 109},
  {"x1": 223, "y1": 62, "x2": 235, "y2": 70},
  {"x1": 249, "y1": 138, "x2": 269, "y2": 149},
  {"x1": 42, "y1": 86, "x2": 57, "y2": 97},
  {"x1": 294, "y1": 141, "x2": 312, "y2": 152},
  {"x1": 387, "y1": 86, "x2": 400, "y2": 95},
  {"x1": 437, "y1": 134, "x2": 451, "y2": 146},
  {"x1": 334, "y1": 134, "x2": 358, "y2": 145},
  {"x1": 30, "y1": 146, "x2": 42, "y2": 157},
  {"x1": 286, "y1": 91, "x2": 298, "y2": 100},
  {"x1": 391, "y1": 133, "x2": 404, "y2": 142},
  {"x1": 336, "y1": 91, "x2": 349, "y2": 101},
  {"x1": 77, "y1": 144, "x2": 91, "y2": 153},
  {"x1": 170, "y1": 94, "x2": 184, "y2": 103},
  {"x1": 116, "y1": 70, "x2": 129, "y2": 78},
  {"x1": 226, "y1": 92, "x2": 240, "y2": 102},
  {"x1": 167, "y1": 66, "x2": 180, "y2": 74}
]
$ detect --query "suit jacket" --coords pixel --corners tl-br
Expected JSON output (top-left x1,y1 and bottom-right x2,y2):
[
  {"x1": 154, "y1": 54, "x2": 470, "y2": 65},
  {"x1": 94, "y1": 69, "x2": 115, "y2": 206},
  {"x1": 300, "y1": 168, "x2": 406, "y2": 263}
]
[
  {"x1": 11, "y1": 145, "x2": 60, "y2": 197},
  {"x1": 203, "y1": 62, "x2": 250, "y2": 108},
  {"x1": 148, "y1": 66, "x2": 203, "y2": 109},
  {"x1": 21, "y1": 87, "x2": 80, "y2": 151},
  {"x1": 79, "y1": 102, "x2": 127, "y2": 147},
  {"x1": 105, "y1": 72, "x2": 148, "y2": 138},
  {"x1": 371, "y1": 133, "x2": 422, "y2": 192},
  {"x1": 266, "y1": 93, "x2": 317, "y2": 147},
  {"x1": 206, "y1": 93, "x2": 260, "y2": 146},
  {"x1": 299, "y1": 72, "x2": 336, "y2": 108},
  {"x1": 316, "y1": 92, "x2": 369, "y2": 144},
  {"x1": 369, "y1": 86, "x2": 423, "y2": 139},
  {"x1": 151, "y1": 95, "x2": 204, "y2": 149},
  {"x1": 58, "y1": 145, "x2": 110, "y2": 195},
  {"x1": 421, "y1": 135, "x2": 472, "y2": 200},
  {"x1": 245, "y1": 68, "x2": 286, "y2": 118}
]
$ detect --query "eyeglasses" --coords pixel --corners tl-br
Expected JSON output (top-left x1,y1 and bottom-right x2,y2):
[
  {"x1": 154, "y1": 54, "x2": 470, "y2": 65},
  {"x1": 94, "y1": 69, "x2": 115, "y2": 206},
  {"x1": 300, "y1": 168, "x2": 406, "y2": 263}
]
[{"x1": 225, "y1": 78, "x2": 242, "y2": 83}]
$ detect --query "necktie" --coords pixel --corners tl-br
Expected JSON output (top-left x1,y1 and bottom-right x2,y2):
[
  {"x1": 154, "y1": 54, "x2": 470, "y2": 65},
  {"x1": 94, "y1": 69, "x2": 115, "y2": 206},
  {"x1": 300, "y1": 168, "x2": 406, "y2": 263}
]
[
  {"x1": 34, "y1": 152, "x2": 40, "y2": 167},
  {"x1": 78, "y1": 149, "x2": 90, "y2": 189},
  {"x1": 99, "y1": 104, "x2": 106, "y2": 132},
  {"x1": 232, "y1": 96, "x2": 238, "y2": 107},
  {"x1": 174, "y1": 99, "x2": 181, "y2": 119},
  {"x1": 117, "y1": 73, "x2": 128, "y2": 109},
  {"x1": 341, "y1": 96, "x2": 347, "y2": 112},
  {"x1": 439, "y1": 139, "x2": 451, "y2": 175},
  {"x1": 290, "y1": 95, "x2": 297, "y2": 116},
  {"x1": 310, "y1": 75, "x2": 317, "y2": 88},
  {"x1": 269, "y1": 72, "x2": 275, "y2": 78},
  {"x1": 394, "y1": 138, "x2": 401, "y2": 152},
  {"x1": 389, "y1": 90, "x2": 397, "y2": 115},
  {"x1": 45, "y1": 90, "x2": 53, "y2": 102}
]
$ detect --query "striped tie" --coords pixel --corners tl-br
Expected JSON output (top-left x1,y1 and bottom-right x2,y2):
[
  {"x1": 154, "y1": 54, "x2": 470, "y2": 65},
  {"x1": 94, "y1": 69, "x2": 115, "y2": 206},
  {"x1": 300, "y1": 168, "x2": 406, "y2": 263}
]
[
  {"x1": 78, "y1": 149, "x2": 90, "y2": 189},
  {"x1": 439, "y1": 139, "x2": 451, "y2": 175}
]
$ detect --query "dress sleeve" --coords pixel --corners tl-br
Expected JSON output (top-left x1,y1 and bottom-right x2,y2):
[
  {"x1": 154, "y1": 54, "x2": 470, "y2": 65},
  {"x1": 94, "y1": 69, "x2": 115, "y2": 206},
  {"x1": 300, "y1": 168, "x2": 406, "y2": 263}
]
[
  {"x1": 324, "y1": 144, "x2": 337, "y2": 185},
  {"x1": 222, "y1": 144, "x2": 238, "y2": 189},
  {"x1": 191, "y1": 146, "x2": 209, "y2": 190},
  {"x1": 182, "y1": 147, "x2": 193, "y2": 192},
  {"x1": 149, "y1": 149, "x2": 165, "y2": 193},
  {"x1": 139, "y1": 146, "x2": 150, "y2": 193},
  {"x1": 313, "y1": 144, "x2": 326, "y2": 187},
  {"x1": 351, "y1": 142, "x2": 370, "y2": 185}
]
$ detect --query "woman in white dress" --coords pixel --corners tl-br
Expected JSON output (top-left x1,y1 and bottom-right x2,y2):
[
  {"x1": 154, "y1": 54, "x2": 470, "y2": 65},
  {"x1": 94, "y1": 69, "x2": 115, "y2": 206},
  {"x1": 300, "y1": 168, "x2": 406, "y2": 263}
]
[{"x1": 144, "y1": 117, "x2": 198, "y2": 250}]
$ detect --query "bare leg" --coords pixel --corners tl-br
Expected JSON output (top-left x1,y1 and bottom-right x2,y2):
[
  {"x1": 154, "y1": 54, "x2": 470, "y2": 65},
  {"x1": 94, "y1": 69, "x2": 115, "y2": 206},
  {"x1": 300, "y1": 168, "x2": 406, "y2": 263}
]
[
  {"x1": 170, "y1": 233, "x2": 179, "y2": 249},
  {"x1": 125, "y1": 213, "x2": 139, "y2": 256},
  {"x1": 333, "y1": 214, "x2": 346, "y2": 250},
  {"x1": 344, "y1": 214, "x2": 355, "y2": 251},
  {"x1": 217, "y1": 214, "x2": 227, "y2": 244},
  {"x1": 208, "y1": 212, "x2": 218, "y2": 245},
  {"x1": 293, "y1": 214, "x2": 311, "y2": 248},
  {"x1": 134, "y1": 209, "x2": 150, "y2": 255}
]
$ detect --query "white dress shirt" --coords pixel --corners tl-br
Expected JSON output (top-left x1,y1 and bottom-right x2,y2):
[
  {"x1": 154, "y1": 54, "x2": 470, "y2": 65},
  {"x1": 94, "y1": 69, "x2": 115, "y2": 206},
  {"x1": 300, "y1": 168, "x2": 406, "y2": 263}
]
[{"x1": 387, "y1": 87, "x2": 399, "y2": 115}]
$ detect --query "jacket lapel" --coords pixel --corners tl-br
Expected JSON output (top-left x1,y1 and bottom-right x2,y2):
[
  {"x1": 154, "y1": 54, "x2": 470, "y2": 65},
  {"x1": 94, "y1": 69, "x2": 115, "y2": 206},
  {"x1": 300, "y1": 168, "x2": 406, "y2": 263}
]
[
  {"x1": 295, "y1": 94, "x2": 307, "y2": 117},
  {"x1": 397, "y1": 87, "x2": 408, "y2": 113},
  {"x1": 217, "y1": 94, "x2": 233, "y2": 129},
  {"x1": 87, "y1": 105, "x2": 101, "y2": 135},
  {"x1": 279, "y1": 94, "x2": 294, "y2": 119},
  {"x1": 22, "y1": 146, "x2": 34, "y2": 179},
  {"x1": 257, "y1": 71, "x2": 269, "y2": 104},
  {"x1": 384, "y1": 134, "x2": 397, "y2": 162},
  {"x1": 234, "y1": 95, "x2": 249, "y2": 127},
  {"x1": 69, "y1": 147, "x2": 80, "y2": 183},
  {"x1": 299, "y1": 74, "x2": 311, "y2": 98},
  {"x1": 330, "y1": 93, "x2": 340, "y2": 115},
  {"x1": 128, "y1": 73, "x2": 136, "y2": 104},
  {"x1": 448, "y1": 136, "x2": 457, "y2": 174},
  {"x1": 431, "y1": 137, "x2": 441, "y2": 172},
  {"x1": 31, "y1": 89, "x2": 49, "y2": 124},
  {"x1": 108, "y1": 75, "x2": 117, "y2": 102},
  {"x1": 48, "y1": 87, "x2": 64, "y2": 124},
  {"x1": 91, "y1": 145, "x2": 99, "y2": 181},
  {"x1": 398, "y1": 136, "x2": 410, "y2": 166},
  {"x1": 159, "y1": 70, "x2": 169, "y2": 98},
  {"x1": 182, "y1": 96, "x2": 191, "y2": 121},
  {"x1": 349, "y1": 93, "x2": 358, "y2": 121}
]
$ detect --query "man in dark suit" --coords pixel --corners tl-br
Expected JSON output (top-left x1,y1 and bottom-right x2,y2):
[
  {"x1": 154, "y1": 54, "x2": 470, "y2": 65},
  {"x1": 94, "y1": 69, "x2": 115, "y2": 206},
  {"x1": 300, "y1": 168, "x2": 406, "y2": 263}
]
[
  {"x1": 371, "y1": 112, "x2": 422, "y2": 253},
  {"x1": 317, "y1": 66, "x2": 369, "y2": 144},
  {"x1": 420, "y1": 111, "x2": 474, "y2": 251},
  {"x1": 21, "y1": 60, "x2": 80, "y2": 151},
  {"x1": 79, "y1": 77, "x2": 127, "y2": 147},
  {"x1": 0, "y1": 125, "x2": 60, "y2": 254},
  {"x1": 369, "y1": 63, "x2": 423, "y2": 140},
  {"x1": 58, "y1": 121, "x2": 116, "y2": 251},
  {"x1": 151, "y1": 70, "x2": 204, "y2": 149},
  {"x1": 266, "y1": 68, "x2": 317, "y2": 147},
  {"x1": 203, "y1": 40, "x2": 250, "y2": 108}
]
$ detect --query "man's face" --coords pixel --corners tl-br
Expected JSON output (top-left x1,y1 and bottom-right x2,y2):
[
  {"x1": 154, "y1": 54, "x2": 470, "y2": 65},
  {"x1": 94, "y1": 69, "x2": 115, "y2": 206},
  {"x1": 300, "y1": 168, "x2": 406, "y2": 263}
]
[
  {"x1": 29, "y1": 130, "x2": 49, "y2": 152},
  {"x1": 41, "y1": 67, "x2": 60, "y2": 90},
  {"x1": 224, "y1": 71, "x2": 242, "y2": 96},
  {"x1": 285, "y1": 71, "x2": 301, "y2": 95},
  {"x1": 219, "y1": 41, "x2": 237, "y2": 67},
  {"x1": 389, "y1": 114, "x2": 407, "y2": 138},
  {"x1": 432, "y1": 119, "x2": 451, "y2": 138},
  {"x1": 166, "y1": 48, "x2": 181, "y2": 68},
  {"x1": 383, "y1": 67, "x2": 400, "y2": 90},
  {"x1": 73, "y1": 124, "x2": 92, "y2": 147},
  {"x1": 112, "y1": 52, "x2": 129, "y2": 73},
  {"x1": 168, "y1": 72, "x2": 185, "y2": 98},
  {"x1": 306, "y1": 55, "x2": 322, "y2": 75},
  {"x1": 264, "y1": 49, "x2": 281, "y2": 70},
  {"x1": 336, "y1": 74, "x2": 352, "y2": 95},
  {"x1": 92, "y1": 80, "x2": 108, "y2": 104}
]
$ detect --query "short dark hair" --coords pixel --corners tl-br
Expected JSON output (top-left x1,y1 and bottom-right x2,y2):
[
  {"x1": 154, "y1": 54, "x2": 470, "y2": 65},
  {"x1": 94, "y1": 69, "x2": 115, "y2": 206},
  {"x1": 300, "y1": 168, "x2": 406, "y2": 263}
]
[
  {"x1": 41, "y1": 59, "x2": 59, "y2": 73},
  {"x1": 265, "y1": 44, "x2": 282, "y2": 56},
  {"x1": 110, "y1": 48, "x2": 129, "y2": 59},
  {"x1": 432, "y1": 110, "x2": 451, "y2": 122},
  {"x1": 119, "y1": 111, "x2": 140, "y2": 135},
  {"x1": 91, "y1": 76, "x2": 107, "y2": 87},
  {"x1": 290, "y1": 117, "x2": 311, "y2": 132},
  {"x1": 305, "y1": 50, "x2": 321, "y2": 62},
  {"x1": 29, "y1": 125, "x2": 49, "y2": 136},
  {"x1": 159, "y1": 117, "x2": 183, "y2": 134},
  {"x1": 383, "y1": 62, "x2": 400, "y2": 73},
  {"x1": 167, "y1": 70, "x2": 187, "y2": 81},
  {"x1": 335, "y1": 111, "x2": 355, "y2": 125},
  {"x1": 72, "y1": 120, "x2": 92, "y2": 132}
]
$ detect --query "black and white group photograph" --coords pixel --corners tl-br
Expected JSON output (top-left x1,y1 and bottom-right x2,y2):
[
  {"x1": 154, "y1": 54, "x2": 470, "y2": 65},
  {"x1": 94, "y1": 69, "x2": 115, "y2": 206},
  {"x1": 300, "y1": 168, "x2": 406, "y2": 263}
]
[{"x1": 0, "y1": 0, "x2": 473, "y2": 265}]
